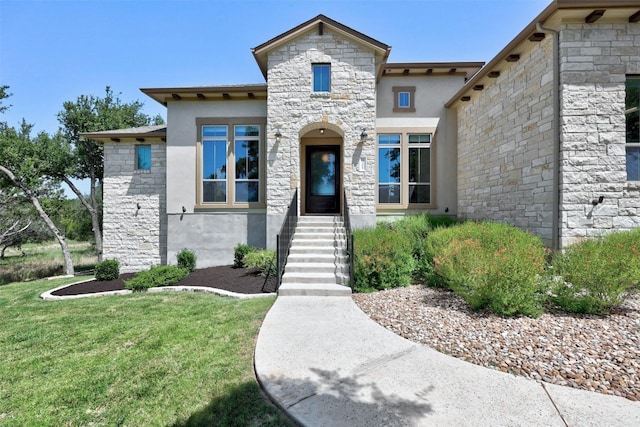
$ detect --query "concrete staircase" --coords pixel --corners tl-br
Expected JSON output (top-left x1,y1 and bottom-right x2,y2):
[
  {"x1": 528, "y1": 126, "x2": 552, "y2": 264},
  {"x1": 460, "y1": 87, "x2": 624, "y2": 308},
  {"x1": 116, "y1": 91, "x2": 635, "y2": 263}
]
[{"x1": 278, "y1": 216, "x2": 351, "y2": 296}]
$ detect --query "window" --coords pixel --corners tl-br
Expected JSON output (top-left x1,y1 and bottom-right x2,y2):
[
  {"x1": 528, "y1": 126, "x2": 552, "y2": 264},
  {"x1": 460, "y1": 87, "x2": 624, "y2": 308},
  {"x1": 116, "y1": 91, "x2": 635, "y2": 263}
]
[
  {"x1": 202, "y1": 126, "x2": 228, "y2": 203},
  {"x1": 392, "y1": 86, "x2": 416, "y2": 112},
  {"x1": 136, "y1": 145, "x2": 151, "y2": 170},
  {"x1": 626, "y1": 76, "x2": 640, "y2": 181},
  {"x1": 377, "y1": 132, "x2": 433, "y2": 206},
  {"x1": 378, "y1": 134, "x2": 401, "y2": 204},
  {"x1": 197, "y1": 118, "x2": 265, "y2": 207},
  {"x1": 408, "y1": 135, "x2": 431, "y2": 204},
  {"x1": 313, "y1": 64, "x2": 331, "y2": 92},
  {"x1": 234, "y1": 125, "x2": 260, "y2": 203}
]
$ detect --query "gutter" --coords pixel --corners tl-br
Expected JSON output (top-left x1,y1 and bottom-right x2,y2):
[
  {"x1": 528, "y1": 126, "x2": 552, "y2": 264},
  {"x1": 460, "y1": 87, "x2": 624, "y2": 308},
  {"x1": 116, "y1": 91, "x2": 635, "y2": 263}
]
[{"x1": 535, "y1": 22, "x2": 561, "y2": 252}]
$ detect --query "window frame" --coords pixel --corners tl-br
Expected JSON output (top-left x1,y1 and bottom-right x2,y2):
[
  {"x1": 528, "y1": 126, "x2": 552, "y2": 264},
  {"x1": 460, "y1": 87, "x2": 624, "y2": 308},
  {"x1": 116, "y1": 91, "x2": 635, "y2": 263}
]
[
  {"x1": 312, "y1": 63, "x2": 331, "y2": 93},
  {"x1": 626, "y1": 75, "x2": 640, "y2": 181},
  {"x1": 408, "y1": 134, "x2": 432, "y2": 204},
  {"x1": 392, "y1": 86, "x2": 416, "y2": 113},
  {"x1": 195, "y1": 117, "x2": 266, "y2": 209},
  {"x1": 135, "y1": 145, "x2": 152, "y2": 171},
  {"x1": 377, "y1": 134, "x2": 402, "y2": 205},
  {"x1": 376, "y1": 128, "x2": 436, "y2": 210}
]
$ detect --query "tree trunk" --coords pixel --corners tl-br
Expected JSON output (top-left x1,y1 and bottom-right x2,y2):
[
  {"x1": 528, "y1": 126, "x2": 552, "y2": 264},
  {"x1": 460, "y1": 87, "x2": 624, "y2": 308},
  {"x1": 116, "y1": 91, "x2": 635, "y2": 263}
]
[
  {"x1": 62, "y1": 175, "x2": 103, "y2": 262},
  {"x1": 0, "y1": 165, "x2": 74, "y2": 275}
]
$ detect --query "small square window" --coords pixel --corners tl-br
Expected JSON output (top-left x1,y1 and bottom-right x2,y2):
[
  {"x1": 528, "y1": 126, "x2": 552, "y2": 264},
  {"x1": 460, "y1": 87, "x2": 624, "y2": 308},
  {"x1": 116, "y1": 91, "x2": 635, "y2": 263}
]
[
  {"x1": 313, "y1": 64, "x2": 331, "y2": 92},
  {"x1": 392, "y1": 86, "x2": 416, "y2": 113},
  {"x1": 136, "y1": 145, "x2": 151, "y2": 170},
  {"x1": 398, "y1": 92, "x2": 410, "y2": 108}
]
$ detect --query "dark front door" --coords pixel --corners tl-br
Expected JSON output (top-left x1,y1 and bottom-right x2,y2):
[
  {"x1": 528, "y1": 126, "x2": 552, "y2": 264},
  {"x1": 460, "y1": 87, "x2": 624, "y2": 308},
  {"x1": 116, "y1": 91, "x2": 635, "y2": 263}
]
[{"x1": 305, "y1": 145, "x2": 340, "y2": 214}]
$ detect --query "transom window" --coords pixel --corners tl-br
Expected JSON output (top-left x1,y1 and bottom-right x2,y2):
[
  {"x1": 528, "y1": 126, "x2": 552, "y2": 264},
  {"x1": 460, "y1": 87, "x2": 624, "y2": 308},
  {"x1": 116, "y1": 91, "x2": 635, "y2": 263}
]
[
  {"x1": 313, "y1": 63, "x2": 331, "y2": 92},
  {"x1": 626, "y1": 76, "x2": 640, "y2": 181},
  {"x1": 135, "y1": 145, "x2": 151, "y2": 170},
  {"x1": 377, "y1": 133, "x2": 432, "y2": 206},
  {"x1": 198, "y1": 119, "x2": 264, "y2": 207}
]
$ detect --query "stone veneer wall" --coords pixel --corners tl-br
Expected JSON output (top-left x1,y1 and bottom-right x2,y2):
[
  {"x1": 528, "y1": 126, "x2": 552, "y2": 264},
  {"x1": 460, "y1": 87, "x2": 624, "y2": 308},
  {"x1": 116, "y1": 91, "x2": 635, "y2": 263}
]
[
  {"x1": 558, "y1": 23, "x2": 640, "y2": 248},
  {"x1": 456, "y1": 37, "x2": 555, "y2": 244},
  {"x1": 265, "y1": 27, "x2": 378, "y2": 245},
  {"x1": 102, "y1": 143, "x2": 167, "y2": 273}
]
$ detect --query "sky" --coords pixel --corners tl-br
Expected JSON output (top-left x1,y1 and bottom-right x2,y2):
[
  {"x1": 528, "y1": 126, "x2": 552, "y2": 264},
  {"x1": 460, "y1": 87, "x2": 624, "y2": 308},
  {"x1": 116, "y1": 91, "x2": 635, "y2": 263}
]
[{"x1": 0, "y1": 0, "x2": 551, "y2": 194}]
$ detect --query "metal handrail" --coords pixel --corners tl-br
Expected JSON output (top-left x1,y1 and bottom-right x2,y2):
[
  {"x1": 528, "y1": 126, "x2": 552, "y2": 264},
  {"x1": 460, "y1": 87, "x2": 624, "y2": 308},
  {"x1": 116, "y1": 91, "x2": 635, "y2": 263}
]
[
  {"x1": 343, "y1": 192, "x2": 355, "y2": 289},
  {"x1": 275, "y1": 190, "x2": 298, "y2": 290}
]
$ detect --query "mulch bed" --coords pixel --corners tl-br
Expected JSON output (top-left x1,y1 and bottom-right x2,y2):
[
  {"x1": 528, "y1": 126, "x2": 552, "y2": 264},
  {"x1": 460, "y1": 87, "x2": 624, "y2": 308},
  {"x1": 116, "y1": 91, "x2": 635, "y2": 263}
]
[{"x1": 51, "y1": 265, "x2": 276, "y2": 296}]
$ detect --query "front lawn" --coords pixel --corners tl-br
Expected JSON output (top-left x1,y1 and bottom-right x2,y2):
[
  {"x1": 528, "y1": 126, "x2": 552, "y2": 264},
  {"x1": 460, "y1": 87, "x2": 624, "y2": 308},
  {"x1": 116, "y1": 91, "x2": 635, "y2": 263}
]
[{"x1": 0, "y1": 277, "x2": 290, "y2": 426}]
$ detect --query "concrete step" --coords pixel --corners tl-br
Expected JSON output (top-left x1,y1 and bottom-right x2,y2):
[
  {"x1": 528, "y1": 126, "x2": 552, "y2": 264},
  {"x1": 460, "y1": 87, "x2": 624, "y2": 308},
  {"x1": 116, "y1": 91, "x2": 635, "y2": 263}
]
[
  {"x1": 294, "y1": 232, "x2": 345, "y2": 240},
  {"x1": 284, "y1": 262, "x2": 349, "y2": 275},
  {"x1": 280, "y1": 272, "x2": 339, "y2": 285},
  {"x1": 287, "y1": 253, "x2": 349, "y2": 264},
  {"x1": 288, "y1": 246, "x2": 337, "y2": 256},
  {"x1": 291, "y1": 238, "x2": 346, "y2": 248},
  {"x1": 295, "y1": 226, "x2": 346, "y2": 234},
  {"x1": 277, "y1": 282, "x2": 351, "y2": 297}
]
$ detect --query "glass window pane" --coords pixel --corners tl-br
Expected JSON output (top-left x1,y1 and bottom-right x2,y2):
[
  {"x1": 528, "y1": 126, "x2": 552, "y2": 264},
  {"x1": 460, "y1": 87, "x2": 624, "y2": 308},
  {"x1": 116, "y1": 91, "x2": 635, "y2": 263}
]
[
  {"x1": 313, "y1": 64, "x2": 330, "y2": 92},
  {"x1": 409, "y1": 184, "x2": 431, "y2": 204},
  {"x1": 235, "y1": 140, "x2": 259, "y2": 180},
  {"x1": 203, "y1": 141, "x2": 226, "y2": 179},
  {"x1": 235, "y1": 126, "x2": 259, "y2": 137},
  {"x1": 203, "y1": 181, "x2": 226, "y2": 203},
  {"x1": 409, "y1": 148, "x2": 430, "y2": 183},
  {"x1": 399, "y1": 92, "x2": 410, "y2": 108},
  {"x1": 408, "y1": 134, "x2": 431, "y2": 144},
  {"x1": 203, "y1": 126, "x2": 227, "y2": 137},
  {"x1": 136, "y1": 145, "x2": 151, "y2": 170},
  {"x1": 379, "y1": 147, "x2": 400, "y2": 183},
  {"x1": 627, "y1": 147, "x2": 640, "y2": 181},
  {"x1": 310, "y1": 152, "x2": 336, "y2": 196},
  {"x1": 235, "y1": 182, "x2": 259, "y2": 203},
  {"x1": 379, "y1": 184, "x2": 400, "y2": 204},
  {"x1": 378, "y1": 134, "x2": 401, "y2": 145}
]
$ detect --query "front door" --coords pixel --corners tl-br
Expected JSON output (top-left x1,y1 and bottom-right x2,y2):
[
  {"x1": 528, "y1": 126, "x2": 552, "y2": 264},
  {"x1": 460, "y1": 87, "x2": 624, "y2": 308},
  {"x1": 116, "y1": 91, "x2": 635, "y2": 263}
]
[{"x1": 305, "y1": 145, "x2": 340, "y2": 214}]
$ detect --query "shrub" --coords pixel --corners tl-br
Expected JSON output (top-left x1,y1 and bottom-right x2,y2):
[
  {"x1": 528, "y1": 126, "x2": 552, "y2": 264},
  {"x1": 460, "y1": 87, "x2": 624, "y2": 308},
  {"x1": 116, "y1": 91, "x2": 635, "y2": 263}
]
[
  {"x1": 124, "y1": 265, "x2": 189, "y2": 291},
  {"x1": 353, "y1": 226, "x2": 416, "y2": 292},
  {"x1": 234, "y1": 243, "x2": 256, "y2": 268},
  {"x1": 95, "y1": 259, "x2": 120, "y2": 281},
  {"x1": 427, "y1": 221, "x2": 546, "y2": 317},
  {"x1": 176, "y1": 249, "x2": 197, "y2": 272},
  {"x1": 242, "y1": 250, "x2": 276, "y2": 276},
  {"x1": 550, "y1": 229, "x2": 640, "y2": 314}
]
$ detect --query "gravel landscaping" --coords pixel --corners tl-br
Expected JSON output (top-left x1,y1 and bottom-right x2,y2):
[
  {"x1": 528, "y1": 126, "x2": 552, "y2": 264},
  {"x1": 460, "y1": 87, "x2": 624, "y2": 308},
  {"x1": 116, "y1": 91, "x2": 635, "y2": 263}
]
[{"x1": 352, "y1": 285, "x2": 640, "y2": 401}]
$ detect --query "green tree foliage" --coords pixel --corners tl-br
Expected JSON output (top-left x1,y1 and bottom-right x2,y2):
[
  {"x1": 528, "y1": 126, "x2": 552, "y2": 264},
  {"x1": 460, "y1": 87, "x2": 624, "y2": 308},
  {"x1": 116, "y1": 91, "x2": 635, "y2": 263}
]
[{"x1": 54, "y1": 86, "x2": 164, "y2": 260}]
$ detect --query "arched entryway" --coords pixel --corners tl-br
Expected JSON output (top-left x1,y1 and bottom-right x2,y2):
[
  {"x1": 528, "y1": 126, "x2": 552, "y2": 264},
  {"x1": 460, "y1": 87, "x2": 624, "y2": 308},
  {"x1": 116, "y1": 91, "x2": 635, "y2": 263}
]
[{"x1": 299, "y1": 125, "x2": 343, "y2": 215}]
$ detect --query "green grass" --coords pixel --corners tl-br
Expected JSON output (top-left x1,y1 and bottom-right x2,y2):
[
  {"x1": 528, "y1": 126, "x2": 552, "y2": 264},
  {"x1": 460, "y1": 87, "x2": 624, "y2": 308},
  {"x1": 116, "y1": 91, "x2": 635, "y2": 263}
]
[
  {"x1": 0, "y1": 277, "x2": 291, "y2": 426},
  {"x1": 0, "y1": 241, "x2": 98, "y2": 284}
]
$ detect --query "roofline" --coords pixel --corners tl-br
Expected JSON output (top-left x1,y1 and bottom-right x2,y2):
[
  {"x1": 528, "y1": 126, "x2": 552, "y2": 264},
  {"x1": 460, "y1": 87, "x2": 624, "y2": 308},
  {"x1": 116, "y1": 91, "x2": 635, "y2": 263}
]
[
  {"x1": 140, "y1": 84, "x2": 268, "y2": 105},
  {"x1": 445, "y1": 0, "x2": 640, "y2": 107},
  {"x1": 384, "y1": 62, "x2": 486, "y2": 70},
  {"x1": 81, "y1": 125, "x2": 167, "y2": 142}
]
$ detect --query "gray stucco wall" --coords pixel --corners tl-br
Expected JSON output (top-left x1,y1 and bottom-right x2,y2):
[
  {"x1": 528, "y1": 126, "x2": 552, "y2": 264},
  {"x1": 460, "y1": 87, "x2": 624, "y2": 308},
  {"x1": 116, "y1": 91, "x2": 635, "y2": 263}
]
[
  {"x1": 558, "y1": 23, "x2": 640, "y2": 247},
  {"x1": 456, "y1": 37, "x2": 555, "y2": 245},
  {"x1": 102, "y1": 142, "x2": 167, "y2": 272}
]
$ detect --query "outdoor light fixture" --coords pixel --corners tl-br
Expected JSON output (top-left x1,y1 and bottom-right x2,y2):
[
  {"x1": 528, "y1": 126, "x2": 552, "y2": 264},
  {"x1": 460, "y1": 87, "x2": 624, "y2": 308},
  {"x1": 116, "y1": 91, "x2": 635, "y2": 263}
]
[
  {"x1": 275, "y1": 130, "x2": 282, "y2": 143},
  {"x1": 360, "y1": 129, "x2": 368, "y2": 143},
  {"x1": 592, "y1": 195, "x2": 605, "y2": 206},
  {"x1": 319, "y1": 128, "x2": 325, "y2": 135}
]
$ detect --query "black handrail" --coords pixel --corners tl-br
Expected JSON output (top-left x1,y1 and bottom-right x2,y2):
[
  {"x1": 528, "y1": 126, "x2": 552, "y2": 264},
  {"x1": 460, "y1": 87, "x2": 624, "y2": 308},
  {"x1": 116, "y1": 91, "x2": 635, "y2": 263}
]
[
  {"x1": 343, "y1": 192, "x2": 355, "y2": 289},
  {"x1": 275, "y1": 190, "x2": 298, "y2": 290}
]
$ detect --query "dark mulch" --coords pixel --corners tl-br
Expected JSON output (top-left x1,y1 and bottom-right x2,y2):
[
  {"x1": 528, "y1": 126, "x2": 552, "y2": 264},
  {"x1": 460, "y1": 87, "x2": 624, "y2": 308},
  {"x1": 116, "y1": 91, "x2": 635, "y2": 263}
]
[{"x1": 51, "y1": 265, "x2": 277, "y2": 296}]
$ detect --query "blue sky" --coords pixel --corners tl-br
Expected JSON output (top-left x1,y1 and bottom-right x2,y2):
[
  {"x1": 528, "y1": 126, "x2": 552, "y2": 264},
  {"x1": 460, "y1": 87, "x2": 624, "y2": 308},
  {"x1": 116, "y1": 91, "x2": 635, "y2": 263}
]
[{"x1": 1, "y1": 0, "x2": 551, "y2": 193}]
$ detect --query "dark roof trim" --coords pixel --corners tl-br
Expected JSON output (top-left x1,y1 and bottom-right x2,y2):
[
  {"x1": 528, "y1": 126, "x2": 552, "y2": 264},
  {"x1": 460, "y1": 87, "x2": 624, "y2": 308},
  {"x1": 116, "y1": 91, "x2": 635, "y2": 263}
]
[
  {"x1": 141, "y1": 84, "x2": 268, "y2": 106},
  {"x1": 81, "y1": 125, "x2": 167, "y2": 142}
]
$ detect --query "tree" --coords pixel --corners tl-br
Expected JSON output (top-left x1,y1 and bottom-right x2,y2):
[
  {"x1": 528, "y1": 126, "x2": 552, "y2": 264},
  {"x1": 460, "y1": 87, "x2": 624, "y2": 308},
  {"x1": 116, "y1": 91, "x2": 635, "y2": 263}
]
[
  {"x1": 0, "y1": 88, "x2": 74, "y2": 274},
  {"x1": 56, "y1": 86, "x2": 164, "y2": 261},
  {"x1": 0, "y1": 187, "x2": 33, "y2": 256}
]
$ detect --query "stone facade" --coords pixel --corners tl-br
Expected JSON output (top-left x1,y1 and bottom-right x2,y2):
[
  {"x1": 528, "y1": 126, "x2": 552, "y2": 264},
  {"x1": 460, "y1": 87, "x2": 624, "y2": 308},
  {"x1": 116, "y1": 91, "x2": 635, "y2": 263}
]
[
  {"x1": 456, "y1": 37, "x2": 556, "y2": 245},
  {"x1": 102, "y1": 142, "x2": 167, "y2": 272},
  {"x1": 558, "y1": 23, "x2": 640, "y2": 247},
  {"x1": 265, "y1": 26, "x2": 378, "y2": 245}
]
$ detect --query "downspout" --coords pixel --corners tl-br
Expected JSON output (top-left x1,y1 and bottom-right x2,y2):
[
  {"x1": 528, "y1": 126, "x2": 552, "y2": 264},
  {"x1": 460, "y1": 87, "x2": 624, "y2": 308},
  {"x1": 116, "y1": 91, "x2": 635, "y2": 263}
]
[{"x1": 536, "y1": 22, "x2": 560, "y2": 252}]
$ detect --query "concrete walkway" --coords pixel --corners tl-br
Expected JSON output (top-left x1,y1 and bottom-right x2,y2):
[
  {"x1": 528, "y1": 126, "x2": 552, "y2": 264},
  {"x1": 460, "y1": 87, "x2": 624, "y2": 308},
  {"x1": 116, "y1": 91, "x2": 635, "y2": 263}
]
[{"x1": 255, "y1": 295, "x2": 640, "y2": 427}]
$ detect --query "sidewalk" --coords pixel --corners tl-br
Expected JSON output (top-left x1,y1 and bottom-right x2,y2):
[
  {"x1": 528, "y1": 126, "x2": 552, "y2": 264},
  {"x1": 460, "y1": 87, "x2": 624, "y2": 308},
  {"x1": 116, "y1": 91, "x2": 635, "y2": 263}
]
[{"x1": 254, "y1": 295, "x2": 640, "y2": 427}]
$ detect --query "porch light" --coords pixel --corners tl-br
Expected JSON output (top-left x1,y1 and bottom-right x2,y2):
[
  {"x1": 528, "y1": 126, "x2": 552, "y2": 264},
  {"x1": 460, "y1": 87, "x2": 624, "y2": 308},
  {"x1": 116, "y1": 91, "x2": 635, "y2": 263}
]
[
  {"x1": 319, "y1": 128, "x2": 325, "y2": 135},
  {"x1": 275, "y1": 130, "x2": 282, "y2": 143},
  {"x1": 360, "y1": 129, "x2": 368, "y2": 143}
]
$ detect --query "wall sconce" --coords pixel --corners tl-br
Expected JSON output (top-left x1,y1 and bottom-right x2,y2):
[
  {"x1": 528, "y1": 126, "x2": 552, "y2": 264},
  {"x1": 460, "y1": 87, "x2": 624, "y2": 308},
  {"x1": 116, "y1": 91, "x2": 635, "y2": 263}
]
[
  {"x1": 136, "y1": 202, "x2": 141, "y2": 210},
  {"x1": 591, "y1": 195, "x2": 605, "y2": 206},
  {"x1": 275, "y1": 130, "x2": 282, "y2": 143},
  {"x1": 360, "y1": 129, "x2": 368, "y2": 144},
  {"x1": 182, "y1": 206, "x2": 186, "y2": 213},
  {"x1": 319, "y1": 128, "x2": 325, "y2": 135}
]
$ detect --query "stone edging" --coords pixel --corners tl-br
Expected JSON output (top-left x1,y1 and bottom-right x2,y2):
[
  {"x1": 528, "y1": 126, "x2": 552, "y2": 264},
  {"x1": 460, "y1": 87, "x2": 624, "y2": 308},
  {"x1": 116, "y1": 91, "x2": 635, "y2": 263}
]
[{"x1": 40, "y1": 279, "x2": 277, "y2": 301}]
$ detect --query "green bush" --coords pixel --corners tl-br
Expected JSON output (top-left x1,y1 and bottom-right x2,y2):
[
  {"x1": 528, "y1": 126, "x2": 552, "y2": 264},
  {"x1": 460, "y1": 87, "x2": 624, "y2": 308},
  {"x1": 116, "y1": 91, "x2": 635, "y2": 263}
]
[
  {"x1": 95, "y1": 259, "x2": 120, "y2": 281},
  {"x1": 234, "y1": 243, "x2": 256, "y2": 268},
  {"x1": 427, "y1": 222, "x2": 546, "y2": 317},
  {"x1": 242, "y1": 250, "x2": 276, "y2": 276},
  {"x1": 353, "y1": 226, "x2": 416, "y2": 292},
  {"x1": 550, "y1": 229, "x2": 640, "y2": 314},
  {"x1": 124, "y1": 265, "x2": 189, "y2": 291},
  {"x1": 176, "y1": 249, "x2": 197, "y2": 272}
]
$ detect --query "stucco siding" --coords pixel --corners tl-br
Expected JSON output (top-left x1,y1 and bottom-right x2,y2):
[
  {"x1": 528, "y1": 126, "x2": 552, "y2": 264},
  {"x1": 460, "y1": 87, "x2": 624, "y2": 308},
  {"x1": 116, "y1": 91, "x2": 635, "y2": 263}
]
[
  {"x1": 558, "y1": 22, "x2": 640, "y2": 247},
  {"x1": 102, "y1": 142, "x2": 167, "y2": 272},
  {"x1": 456, "y1": 37, "x2": 555, "y2": 244}
]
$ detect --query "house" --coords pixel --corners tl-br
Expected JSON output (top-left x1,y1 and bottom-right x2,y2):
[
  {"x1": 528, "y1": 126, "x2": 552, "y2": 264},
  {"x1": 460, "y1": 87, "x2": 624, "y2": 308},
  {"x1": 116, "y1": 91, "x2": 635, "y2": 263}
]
[{"x1": 84, "y1": 0, "x2": 640, "y2": 273}]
